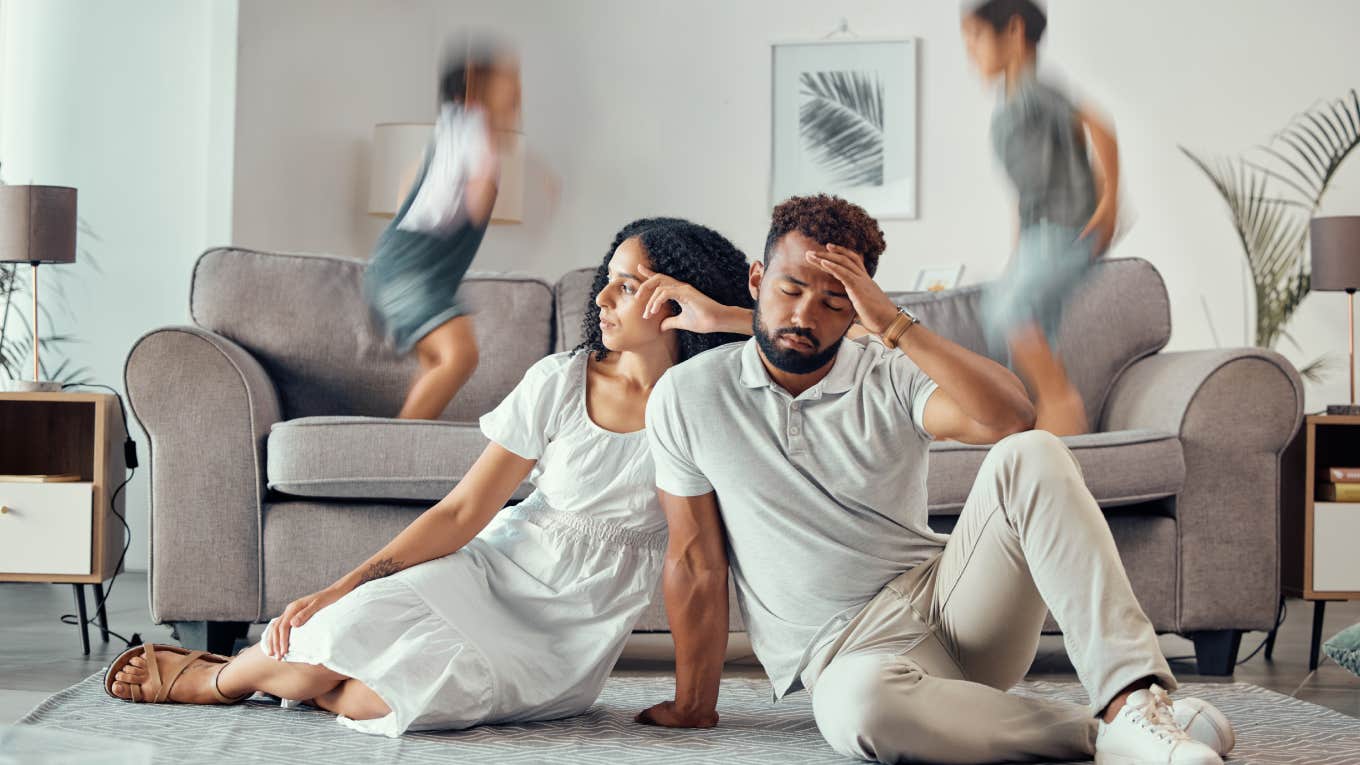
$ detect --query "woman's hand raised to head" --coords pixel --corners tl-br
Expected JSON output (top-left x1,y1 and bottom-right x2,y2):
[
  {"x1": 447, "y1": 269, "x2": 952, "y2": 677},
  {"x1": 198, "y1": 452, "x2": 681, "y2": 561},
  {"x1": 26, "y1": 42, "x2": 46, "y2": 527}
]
[{"x1": 636, "y1": 264, "x2": 752, "y2": 336}]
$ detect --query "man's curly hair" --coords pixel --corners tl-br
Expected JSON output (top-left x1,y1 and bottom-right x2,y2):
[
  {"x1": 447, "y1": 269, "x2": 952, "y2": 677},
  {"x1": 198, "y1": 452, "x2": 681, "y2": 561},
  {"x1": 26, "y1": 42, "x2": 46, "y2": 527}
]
[
  {"x1": 764, "y1": 194, "x2": 886, "y2": 277},
  {"x1": 576, "y1": 218, "x2": 754, "y2": 362}
]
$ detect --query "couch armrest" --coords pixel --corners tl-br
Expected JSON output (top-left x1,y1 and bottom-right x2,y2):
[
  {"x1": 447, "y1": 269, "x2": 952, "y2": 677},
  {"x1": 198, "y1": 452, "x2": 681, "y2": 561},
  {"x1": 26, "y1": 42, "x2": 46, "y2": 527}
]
[
  {"x1": 125, "y1": 327, "x2": 282, "y2": 623},
  {"x1": 1102, "y1": 348, "x2": 1303, "y2": 632}
]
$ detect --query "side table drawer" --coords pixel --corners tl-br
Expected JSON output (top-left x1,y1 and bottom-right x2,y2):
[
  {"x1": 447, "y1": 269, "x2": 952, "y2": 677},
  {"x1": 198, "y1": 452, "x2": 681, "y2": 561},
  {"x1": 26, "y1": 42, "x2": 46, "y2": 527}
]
[
  {"x1": 0, "y1": 481, "x2": 93, "y2": 575},
  {"x1": 1314, "y1": 501, "x2": 1360, "y2": 591}
]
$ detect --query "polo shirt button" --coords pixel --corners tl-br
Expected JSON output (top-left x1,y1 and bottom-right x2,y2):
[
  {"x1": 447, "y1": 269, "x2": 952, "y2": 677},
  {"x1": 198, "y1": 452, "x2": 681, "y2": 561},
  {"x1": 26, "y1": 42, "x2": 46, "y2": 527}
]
[{"x1": 790, "y1": 427, "x2": 801, "y2": 435}]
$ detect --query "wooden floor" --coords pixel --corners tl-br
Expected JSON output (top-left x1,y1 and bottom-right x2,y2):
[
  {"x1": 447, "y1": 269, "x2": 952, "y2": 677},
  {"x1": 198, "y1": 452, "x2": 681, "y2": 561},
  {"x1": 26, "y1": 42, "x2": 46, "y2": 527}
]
[{"x1": 2, "y1": 573, "x2": 1357, "y2": 724}]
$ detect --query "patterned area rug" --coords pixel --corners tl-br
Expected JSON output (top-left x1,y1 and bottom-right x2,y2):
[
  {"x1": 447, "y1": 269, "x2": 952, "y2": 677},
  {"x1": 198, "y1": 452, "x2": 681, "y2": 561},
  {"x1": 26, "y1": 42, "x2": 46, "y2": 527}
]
[{"x1": 16, "y1": 673, "x2": 1360, "y2": 764}]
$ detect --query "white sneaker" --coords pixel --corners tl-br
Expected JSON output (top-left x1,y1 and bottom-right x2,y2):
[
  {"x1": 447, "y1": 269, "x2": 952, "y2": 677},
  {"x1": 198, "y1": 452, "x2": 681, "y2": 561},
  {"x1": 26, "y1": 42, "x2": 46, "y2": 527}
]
[
  {"x1": 1172, "y1": 697, "x2": 1235, "y2": 756},
  {"x1": 1095, "y1": 685, "x2": 1223, "y2": 765}
]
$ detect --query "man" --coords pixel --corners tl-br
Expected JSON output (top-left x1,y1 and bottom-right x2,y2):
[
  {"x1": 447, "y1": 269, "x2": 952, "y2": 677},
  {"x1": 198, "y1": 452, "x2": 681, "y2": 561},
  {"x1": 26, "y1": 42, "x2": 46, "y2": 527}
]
[{"x1": 635, "y1": 195, "x2": 1230, "y2": 764}]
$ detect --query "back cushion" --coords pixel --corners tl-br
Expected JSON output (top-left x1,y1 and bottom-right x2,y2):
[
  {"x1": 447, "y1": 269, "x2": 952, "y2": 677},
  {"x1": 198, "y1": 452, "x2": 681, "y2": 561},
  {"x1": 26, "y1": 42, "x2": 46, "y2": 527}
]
[
  {"x1": 890, "y1": 257, "x2": 1171, "y2": 426},
  {"x1": 190, "y1": 248, "x2": 554, "y2": 422},
  {"x1": 555, "y1": 267, "x2": 599, "y2": 352}
]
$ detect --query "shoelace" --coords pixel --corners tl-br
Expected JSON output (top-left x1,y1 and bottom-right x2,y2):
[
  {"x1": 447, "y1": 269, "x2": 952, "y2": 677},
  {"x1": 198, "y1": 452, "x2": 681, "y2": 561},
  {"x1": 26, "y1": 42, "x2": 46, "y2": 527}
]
[{"x1": 1129, "y1": 686, "x2": 1192, "y2": 745}]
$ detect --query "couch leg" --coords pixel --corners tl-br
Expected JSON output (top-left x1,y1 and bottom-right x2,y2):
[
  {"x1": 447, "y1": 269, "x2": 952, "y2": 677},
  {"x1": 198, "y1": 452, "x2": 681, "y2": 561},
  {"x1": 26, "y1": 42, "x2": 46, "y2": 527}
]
[
  {"x1": 171, "y1": 621, "x2": 251, "y2": 656},
  {"x1": 1190, "y1": 630, "x2": 1242, "y2": 676}
]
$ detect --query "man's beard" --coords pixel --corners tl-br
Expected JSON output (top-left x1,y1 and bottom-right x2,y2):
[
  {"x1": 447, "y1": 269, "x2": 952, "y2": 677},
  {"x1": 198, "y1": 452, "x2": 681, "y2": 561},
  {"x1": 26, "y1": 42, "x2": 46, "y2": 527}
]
[{"x1": 752, "y1": 300, "x2": 842, "y2": 375}]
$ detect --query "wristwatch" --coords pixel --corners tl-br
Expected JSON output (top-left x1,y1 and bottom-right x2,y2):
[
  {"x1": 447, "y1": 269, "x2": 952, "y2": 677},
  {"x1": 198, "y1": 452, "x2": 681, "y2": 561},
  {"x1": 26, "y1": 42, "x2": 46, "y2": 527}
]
[{"x1": 881, "y1": 307, "x2": 919, "y2": 349}]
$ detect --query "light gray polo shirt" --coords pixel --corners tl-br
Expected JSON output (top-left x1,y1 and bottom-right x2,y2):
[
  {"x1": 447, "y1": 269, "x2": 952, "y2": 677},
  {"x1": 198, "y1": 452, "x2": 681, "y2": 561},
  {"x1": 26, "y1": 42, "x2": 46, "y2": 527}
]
[{"x1": 646, "y1": 336, "x2": 946, "y2": 698}]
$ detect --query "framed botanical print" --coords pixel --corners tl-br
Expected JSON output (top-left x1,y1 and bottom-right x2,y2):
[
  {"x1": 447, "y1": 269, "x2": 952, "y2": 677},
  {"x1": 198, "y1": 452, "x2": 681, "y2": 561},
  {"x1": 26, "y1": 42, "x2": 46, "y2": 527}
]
[{"x1": 771, "y1": 39, "x2": 918, "y2": 219}]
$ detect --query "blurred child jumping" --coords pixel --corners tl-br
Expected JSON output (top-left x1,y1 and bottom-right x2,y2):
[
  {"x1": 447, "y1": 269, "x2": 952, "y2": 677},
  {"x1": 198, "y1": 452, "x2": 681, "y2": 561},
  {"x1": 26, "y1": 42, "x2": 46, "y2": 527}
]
[
  {"x1": 963, "y1": 0, "x2": 1119, "y2": 435},
  {"x1": 364, "y1": 39, "x2": 521, "y2": 419}
]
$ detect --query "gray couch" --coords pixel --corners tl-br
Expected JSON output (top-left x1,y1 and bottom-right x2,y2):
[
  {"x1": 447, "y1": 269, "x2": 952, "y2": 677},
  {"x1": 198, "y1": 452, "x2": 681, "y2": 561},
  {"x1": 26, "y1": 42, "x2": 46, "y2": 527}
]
[{"x1": 125, "y1": 248, "x2": 1303, "y2": 674}]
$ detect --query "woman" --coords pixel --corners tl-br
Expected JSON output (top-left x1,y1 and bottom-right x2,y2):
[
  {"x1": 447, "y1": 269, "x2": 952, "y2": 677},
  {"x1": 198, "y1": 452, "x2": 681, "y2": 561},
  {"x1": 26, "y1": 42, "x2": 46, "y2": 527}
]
[
  {"x1": 104, "y1": 218, "x2": 753, "y2": 736},
  {"x1": 364, "y1": 40, "x2": 521, "y2": 419}
]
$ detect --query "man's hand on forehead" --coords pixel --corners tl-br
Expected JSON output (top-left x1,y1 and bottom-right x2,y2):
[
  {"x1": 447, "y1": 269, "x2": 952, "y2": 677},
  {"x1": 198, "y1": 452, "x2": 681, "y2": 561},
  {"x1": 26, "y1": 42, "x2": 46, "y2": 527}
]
[{"x1": 804, "y1": 243, "x2": 900, "y2": 335}]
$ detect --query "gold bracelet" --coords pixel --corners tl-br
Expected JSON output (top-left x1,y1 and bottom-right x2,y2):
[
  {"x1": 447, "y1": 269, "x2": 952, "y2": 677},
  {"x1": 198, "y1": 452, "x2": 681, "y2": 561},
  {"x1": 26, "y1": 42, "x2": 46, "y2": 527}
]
[{"x1": 881, "y1": 310, "x2": 911, "y2": 348}]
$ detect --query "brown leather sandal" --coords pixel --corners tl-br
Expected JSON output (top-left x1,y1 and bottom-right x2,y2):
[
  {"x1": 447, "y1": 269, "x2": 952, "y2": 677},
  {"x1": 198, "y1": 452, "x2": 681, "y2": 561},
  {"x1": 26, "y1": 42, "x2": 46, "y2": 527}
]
[{"x1": 103, "y1": 643, "x2": 250, "y2": 704}]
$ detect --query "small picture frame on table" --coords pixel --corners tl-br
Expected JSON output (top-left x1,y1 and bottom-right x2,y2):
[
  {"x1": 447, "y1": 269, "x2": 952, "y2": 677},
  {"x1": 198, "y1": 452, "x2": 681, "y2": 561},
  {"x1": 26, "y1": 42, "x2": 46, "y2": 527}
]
[{"x1": 913, "y1": 265, "x2": 965, "y2": 293}]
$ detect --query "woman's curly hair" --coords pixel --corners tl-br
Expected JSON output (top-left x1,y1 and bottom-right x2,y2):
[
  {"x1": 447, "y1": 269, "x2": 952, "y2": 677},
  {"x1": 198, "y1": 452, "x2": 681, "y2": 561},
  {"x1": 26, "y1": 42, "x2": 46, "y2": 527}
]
[
  {"x1": 575, "y1": 218, "x2": 754, "y2": 362},
  {"x1": 764, "y1": 194, "x2": 886, "y2": 277}
]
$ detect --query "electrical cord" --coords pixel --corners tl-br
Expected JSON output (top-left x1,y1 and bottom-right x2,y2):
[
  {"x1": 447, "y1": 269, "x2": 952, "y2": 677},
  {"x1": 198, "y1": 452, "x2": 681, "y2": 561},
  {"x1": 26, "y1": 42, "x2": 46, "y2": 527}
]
[
  {"x1": 1162, "y1": 598, "x2": 1288, "y2": 667},
  {"x1": 56, "y1": 383, "x2": 142, "y2": 649},
  {"x1": 1236, "y1": 598, "x2": 1287, "y2": 666}
]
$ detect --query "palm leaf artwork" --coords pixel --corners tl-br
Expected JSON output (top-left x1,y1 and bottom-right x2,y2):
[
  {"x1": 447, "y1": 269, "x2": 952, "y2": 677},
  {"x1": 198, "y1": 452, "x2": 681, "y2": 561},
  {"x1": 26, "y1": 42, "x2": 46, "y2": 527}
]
[
  {"x1": 1181, "y1": 89, "x2": 1360, "y2": 376},
  {"x1": 0, "y1": 163, "x2": 95, "y2": 385},
  {"x1": 798, "y1": 70, "x2": 885, "y2": 187}
]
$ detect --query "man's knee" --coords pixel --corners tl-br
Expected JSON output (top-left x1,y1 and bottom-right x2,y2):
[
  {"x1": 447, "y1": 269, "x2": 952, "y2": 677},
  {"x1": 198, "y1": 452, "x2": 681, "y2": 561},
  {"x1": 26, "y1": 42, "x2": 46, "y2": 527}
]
[
  {"x1": 993, "y1": 429, "x2": 1066, "y2": 460},
  {"x1": 987, "y1": 429, "x2": 1082, "y2": 484},
  {"x1": 811, "y1": 654, "x2": 932, "y2": 762}
]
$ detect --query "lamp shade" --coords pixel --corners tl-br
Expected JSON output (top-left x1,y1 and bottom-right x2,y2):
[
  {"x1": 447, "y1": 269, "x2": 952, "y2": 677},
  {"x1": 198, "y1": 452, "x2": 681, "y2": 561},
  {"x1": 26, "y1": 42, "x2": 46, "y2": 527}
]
[
  {"x1": 1311, "y1": 216, "x2": 1360, "y2": 292},
  {"x1": 367, "y1": 123, "x2": 525, "y2": 224},
  {"x1": 0, "y1": 185, "x2": 77, "y2": 264}
]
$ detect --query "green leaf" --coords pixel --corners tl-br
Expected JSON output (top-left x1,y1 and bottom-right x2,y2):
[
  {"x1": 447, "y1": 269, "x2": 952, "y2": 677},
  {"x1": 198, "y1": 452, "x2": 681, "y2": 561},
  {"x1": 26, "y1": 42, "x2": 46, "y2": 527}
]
[{"x1": 1180, "y1": 88, "x2": 1360, "y2": 349}]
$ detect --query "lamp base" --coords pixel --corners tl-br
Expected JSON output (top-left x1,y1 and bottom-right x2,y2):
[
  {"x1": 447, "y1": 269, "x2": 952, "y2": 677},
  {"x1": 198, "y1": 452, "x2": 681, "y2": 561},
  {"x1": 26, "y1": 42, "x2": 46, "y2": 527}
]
[
  {"x1": 3, "y1": 379, "x2": 63, "y2": 393},
  {"x1": 1326, "y1": 404, "x2": 1360, "y2": 416}
]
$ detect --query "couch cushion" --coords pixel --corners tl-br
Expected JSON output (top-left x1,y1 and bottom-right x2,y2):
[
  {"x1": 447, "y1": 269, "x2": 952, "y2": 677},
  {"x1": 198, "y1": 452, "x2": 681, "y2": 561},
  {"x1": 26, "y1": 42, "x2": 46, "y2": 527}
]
[
  {"x1": 266, "y1": 416, "x2": 531, "y2": 501},
  {"x1": 191, "y1": 249, "x2": 555, "y2": 422},
  {"x1": 927, "y1": 429, "x2": 1185, "y2": 515},
  {"x1": 892, "y1": 258, "x2": 1172, "y2": 428},
  {"x1": 555, "y1": 267, "x2": 598, "y2": 352}
]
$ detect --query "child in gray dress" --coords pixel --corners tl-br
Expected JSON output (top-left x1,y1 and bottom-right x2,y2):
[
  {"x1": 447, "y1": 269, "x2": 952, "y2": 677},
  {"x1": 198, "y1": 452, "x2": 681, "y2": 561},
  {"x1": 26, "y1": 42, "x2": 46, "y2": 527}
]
[
  {"x1": 364, "y1": 41, "x2": 521, "y2": 420},
  {"x1": 962, "y1": 0, "x2": 1120, "y2": 435}
]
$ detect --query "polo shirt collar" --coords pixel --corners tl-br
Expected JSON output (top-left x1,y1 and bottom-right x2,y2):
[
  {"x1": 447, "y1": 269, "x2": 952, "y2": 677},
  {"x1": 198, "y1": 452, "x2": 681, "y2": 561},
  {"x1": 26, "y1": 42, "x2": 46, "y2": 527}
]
[{"x1": 738, "y1": 336, "x2": 859, "y2": 396}]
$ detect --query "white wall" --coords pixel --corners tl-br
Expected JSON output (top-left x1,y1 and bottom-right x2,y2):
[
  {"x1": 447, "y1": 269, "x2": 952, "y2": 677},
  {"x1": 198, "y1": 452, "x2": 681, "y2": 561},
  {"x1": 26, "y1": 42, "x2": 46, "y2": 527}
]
[
  {"x1": 6, "y1": 0, "x2": 1356, "y2": 571},
  {"x1": 0, "y1": 0, "x2": 238, "y2": 571},
  {"x1": 233, "y1": 0, "x2": 1360, "y2": 412}
]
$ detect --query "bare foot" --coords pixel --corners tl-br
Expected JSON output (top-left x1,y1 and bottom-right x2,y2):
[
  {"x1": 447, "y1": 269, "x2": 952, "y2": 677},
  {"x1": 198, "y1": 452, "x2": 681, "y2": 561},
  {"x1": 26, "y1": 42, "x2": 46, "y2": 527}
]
[{"x1": 110, "y1": 651, "x2": 232, "y2": 704}]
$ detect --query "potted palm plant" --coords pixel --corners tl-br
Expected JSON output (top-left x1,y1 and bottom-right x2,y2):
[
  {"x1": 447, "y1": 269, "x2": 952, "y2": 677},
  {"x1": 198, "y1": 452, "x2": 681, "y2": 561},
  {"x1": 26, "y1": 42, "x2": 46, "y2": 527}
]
[{"x1": 1181, "y1": 88, "x2": 1360, "y2": 378}]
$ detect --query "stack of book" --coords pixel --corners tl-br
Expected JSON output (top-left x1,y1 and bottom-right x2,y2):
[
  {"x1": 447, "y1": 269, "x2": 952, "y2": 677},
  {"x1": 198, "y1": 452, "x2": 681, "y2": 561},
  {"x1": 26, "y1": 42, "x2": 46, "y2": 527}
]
[{"x1": 1318, "y1": 467, "x2": 1360, "y2": 502}]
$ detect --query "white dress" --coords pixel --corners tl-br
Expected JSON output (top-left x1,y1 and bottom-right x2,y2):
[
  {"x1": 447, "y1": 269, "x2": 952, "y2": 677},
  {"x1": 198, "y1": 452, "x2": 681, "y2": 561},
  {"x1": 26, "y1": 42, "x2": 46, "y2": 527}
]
[{"x1": 262, "y1": 352, "x2": 666, "y2": 737}]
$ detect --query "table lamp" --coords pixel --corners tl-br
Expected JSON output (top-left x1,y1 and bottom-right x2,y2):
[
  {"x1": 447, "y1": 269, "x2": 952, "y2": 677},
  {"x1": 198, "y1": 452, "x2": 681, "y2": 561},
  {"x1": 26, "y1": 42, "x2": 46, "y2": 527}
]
[
  {"x1": 1311, "y1": 215, "x2": 1360, "y2": 415},
  {"x1": 0, "y1": 185, "x2": 77, "y2": 392},
  {"x1": 367, "y1": 123, "x2": 523, "y2": 224}
]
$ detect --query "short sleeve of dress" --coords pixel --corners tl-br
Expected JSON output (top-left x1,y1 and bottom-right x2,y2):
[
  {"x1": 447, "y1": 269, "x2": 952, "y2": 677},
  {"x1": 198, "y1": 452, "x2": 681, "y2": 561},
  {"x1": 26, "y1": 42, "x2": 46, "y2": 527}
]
[
  {"x1": 479, "y1": 354, "x2": 572, "y2": 460},
  {"x1": 645, "y1": 371, "x2": 714, "y2": 497}
]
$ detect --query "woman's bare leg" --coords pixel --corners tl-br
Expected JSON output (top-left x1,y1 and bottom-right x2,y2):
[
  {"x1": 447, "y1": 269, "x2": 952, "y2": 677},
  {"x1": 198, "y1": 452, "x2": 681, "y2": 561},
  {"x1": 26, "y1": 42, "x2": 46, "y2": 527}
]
[
  {"x1": 109, "y1": 643, "x2": 346, "y2": 705},
  {"x1": 1008, "y1": 322, "x2": 1088, "y2": 436},
  {"x1": 111, "y1": 643, "x2": 392, "y2": 720},
  {"x1": 310, "y1": 678, "x2": 393, "y2": 720},
  {"x1": 214, "y1": 643, "x2": 350, "y2": 701},
  {"x1": 398, "y1": 315, "x2": 479, "y2": 420}
]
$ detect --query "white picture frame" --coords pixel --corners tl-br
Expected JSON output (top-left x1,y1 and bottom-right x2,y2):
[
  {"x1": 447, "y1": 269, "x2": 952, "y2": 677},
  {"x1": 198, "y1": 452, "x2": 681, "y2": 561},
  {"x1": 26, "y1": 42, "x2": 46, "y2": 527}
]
[
  {"x1": 913, "y1": 265, "x2": 965, "y2": 292},
  {"x1": 771, "y1": 38, "x2": 918, "y2": 219}
]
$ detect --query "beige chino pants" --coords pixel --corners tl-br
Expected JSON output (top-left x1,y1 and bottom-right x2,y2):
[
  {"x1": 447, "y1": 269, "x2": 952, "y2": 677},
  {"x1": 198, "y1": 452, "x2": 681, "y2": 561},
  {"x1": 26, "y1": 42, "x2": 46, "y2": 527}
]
[{"x1": 801, "y1": 431, "x2": 1175, "y2": 764}]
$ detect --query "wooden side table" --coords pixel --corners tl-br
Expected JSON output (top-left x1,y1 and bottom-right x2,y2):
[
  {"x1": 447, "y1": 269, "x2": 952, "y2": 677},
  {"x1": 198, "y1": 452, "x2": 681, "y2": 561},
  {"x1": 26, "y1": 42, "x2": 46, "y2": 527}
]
[
  {"x1": 1279, "y1": 413, "x2": 1360, "y2": 669},
  {"x1": 0, "y1": 392, "x2": 128, "y2": 654}
]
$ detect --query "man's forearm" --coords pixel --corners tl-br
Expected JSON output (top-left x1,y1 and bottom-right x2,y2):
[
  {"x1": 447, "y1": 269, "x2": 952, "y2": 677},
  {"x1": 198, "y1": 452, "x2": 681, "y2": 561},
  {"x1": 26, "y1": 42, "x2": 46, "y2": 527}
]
[
  {"x1": 665, "y1": 561, "x2": 728, "y2": 717},
  {"x1": 900, "y1": 323, "x2": 1034, "y2": 430}
]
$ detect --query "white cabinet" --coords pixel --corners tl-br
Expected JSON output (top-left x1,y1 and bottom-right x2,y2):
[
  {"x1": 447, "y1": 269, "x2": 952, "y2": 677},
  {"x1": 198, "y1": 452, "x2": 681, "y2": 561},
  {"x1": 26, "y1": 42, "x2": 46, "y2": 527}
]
[
  {"x1": 1313, "y1": 502, "x2": 1360, "y2": 592},
  {"x1": 0, "y1": 482, "x2": 94, "y2": 575}
]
